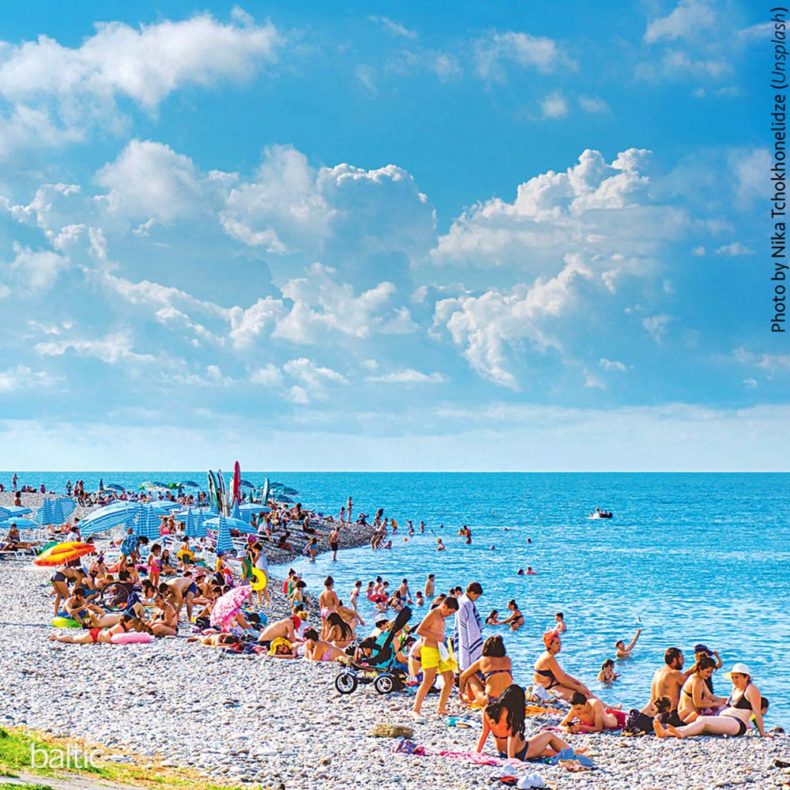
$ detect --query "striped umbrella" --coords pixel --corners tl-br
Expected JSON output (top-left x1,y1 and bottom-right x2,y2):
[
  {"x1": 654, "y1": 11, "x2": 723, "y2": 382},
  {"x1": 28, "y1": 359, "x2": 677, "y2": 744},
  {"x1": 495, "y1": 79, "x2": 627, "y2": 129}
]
[
  {"x1": 213, "y1": 515, "x2": 234, "y2": 553},
  {"x1": 184, "y1": 508, "x2": 208, "y2": 538},
  {"x1": 78, "y1": 503, "x2": 142, "y2": 537},
  {"x1": 147, "y1": 500, "x2": 180, "y2": 513},
  {"x1": 206, "y1": 515, "x2": 257, "y2": 535},
  {"x1": 0, "y1": 505, "x2": 33, "y2": 520},
  {"x1": 134, "y1": 506, "x2": 163, "y2": 540},
  {"x1": 1, "y1": 517, "x2": 38, "y2": 531},
  {"x1": 34, "y1": 497, "x2": 77, "y2": 526}
]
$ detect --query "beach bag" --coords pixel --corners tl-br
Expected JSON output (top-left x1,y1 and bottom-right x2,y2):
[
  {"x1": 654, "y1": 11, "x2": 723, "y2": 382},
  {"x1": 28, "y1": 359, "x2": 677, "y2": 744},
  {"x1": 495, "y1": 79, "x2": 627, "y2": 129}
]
[{"x1": 623, "y1": 709, "x2": 653, "y2": 735}]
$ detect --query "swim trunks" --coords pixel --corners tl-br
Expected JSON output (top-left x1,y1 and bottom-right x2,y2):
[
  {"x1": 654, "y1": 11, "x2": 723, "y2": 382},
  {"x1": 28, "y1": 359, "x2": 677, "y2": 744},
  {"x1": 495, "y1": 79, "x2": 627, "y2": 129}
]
[{"x1": 421, "y1": 645, "x2": 457, "y2": 673}]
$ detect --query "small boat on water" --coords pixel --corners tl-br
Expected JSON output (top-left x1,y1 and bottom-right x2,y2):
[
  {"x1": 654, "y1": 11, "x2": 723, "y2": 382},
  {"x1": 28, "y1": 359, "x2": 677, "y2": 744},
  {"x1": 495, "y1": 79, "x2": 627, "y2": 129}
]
[{"x1": 588, "y1": 508, "x2": 613, "y2": 519}]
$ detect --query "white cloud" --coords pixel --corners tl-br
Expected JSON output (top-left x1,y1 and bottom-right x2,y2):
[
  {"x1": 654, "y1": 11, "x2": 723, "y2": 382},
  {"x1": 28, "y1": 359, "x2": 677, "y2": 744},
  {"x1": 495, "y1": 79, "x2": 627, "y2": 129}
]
[
  {"x1": 355, "y1": 64, "x2": 378, "y2": 96},
  {"x1": 599, "y1": 358, "x2": 628, "y2": 372},
  {"x1": 369, "y1": 16, "x2": 417, "y2": 39},
  {"x1": 96, "y1": 139, "x2": 210, "y2": 224},
  {"x1": 249, "y1": 364, "x2": 284, "y2": 387},
  {"x1": 474, "y1": 31, "x2": 572, "y2": 81},
  {"x1": 433, "y1": 148, "x2": 680, "y2": 270},
  {"x1": 366, "y1": 368, "x2": 447, "y2": 384},
  {"x1": 274, "y1": 263, "x2": 410, "y2": 343},
  {"x1": 432, "y1": 254, "x2": 593, "y2": 388},
  {"x1": 692, "y1": 245, "x2": 706, "y2": 256},
  {"x1": 644, "y1": 0, "x2": 717, "y2": 44},
  {"x1": 2, "y1": 242, "x2": 70, "y2": 293},
  {"x1": 714, "y1": 241, "x2": 753, "y2": 256},
  {"x1": 579, "y1": 96, "x2": 609, "y2": 114},
  {"x1": 540, "y1": 92, "x2": 568, "y2": 119},
  {"x1": 642, "y1": 314, "x2": 673, "y2": 344},
  {"x1": 0, "y1": 13, "x2": 280, "y2": 156},
  {"x1": 733, "y1": 347, "x2": 790, "y2": 372},
  {"x1": 34, "y1": 329, "x2": 157, "y2": 364},
  {"x1": 0, "y1": 364, "x2": 60, "y2": 393},
  {"x1": 732, "y1": 148, "x2": 769, "y2": 207},
  {"x1": 282, "y1": 357, "x2": 348, "y2": 403}
]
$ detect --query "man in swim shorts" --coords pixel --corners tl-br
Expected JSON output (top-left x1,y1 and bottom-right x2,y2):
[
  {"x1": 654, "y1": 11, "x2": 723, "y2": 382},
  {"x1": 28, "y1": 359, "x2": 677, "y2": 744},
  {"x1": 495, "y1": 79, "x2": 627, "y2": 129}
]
[{"x1": 412, "y1": 596, "x2": 459, "y2": 718}]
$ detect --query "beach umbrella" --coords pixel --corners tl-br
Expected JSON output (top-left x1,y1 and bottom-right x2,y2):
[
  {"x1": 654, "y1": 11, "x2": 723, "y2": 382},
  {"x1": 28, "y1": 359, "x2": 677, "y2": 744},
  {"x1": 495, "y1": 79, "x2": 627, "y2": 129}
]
[
  {"x1": 210, "y1": 585, "x2": 252, "y2": 629},
  {"x1": 231, "y1": 499, "x2": 241, "y2": 520},
  {"x1": 240, "y1": 479, "x2": 255, "y2": 489},
  {"x1": 145, "y1": 500, "x2": 180, "y2": 513},
  {"x1": 274, "y1": 494, "x2": 294, "y2": 503},
  {"x1": 33, "y1": 542, "x2": 95, "y2": 567},
  {"x1": 206, "y1": 515, "x2": 256, "y2": 535},
  {"x1": 180, "y1": 480, "x2": 201, "y2": 489},
  {"x1": 282, "y1": 486, "x2": 299, "y2": 496},
  {"x1": 105, "y1": 483, "x2": 126, "y2": 492},
  {"x1": 1, "y1": 518, "x2": 38, "y2": 531},
  {"x1": 134, "y1": 507, "x2": 163, "y2": 540},
  {"x1": 183, "y1": 508, "x2": 208, "y2": 538},
  {"x1": 34, "y1": 497, "x2": 77, "y2": 526},
  {"x1": 211, "y1": 515, "x2": 235, "y2": 553},
  {"x1": 0, "y1": 505, "x2": 33, "y2": 520},
  {"x1": 77, "y1": 503, "x2": 142, "y2": 537}
]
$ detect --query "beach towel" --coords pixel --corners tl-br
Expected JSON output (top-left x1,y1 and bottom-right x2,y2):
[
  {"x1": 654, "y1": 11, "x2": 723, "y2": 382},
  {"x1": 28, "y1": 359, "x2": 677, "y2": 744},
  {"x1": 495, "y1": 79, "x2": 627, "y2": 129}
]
[
  {"x1": 436, "y1": 750, "x2": 502, "y2": 766},
  {"x1": 454, "y1": 593, "x2": 484, "y2": 671}
]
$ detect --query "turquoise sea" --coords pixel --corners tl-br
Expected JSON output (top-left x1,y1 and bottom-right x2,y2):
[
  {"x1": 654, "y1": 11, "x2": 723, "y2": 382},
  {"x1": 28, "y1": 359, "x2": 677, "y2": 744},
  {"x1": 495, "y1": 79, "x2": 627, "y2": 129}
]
[{"x1": 4, "y1": 472, "x2": 789, "y2": 724}]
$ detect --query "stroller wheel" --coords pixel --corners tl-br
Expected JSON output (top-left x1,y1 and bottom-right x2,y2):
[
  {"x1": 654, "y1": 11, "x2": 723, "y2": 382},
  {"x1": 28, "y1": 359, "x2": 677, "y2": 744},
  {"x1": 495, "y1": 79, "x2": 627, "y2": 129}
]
[
  {"x1": 374, "y1": 674, "x2": 396, "y2": 694},
  {"x1": 335, "y1": 671, "x2": 358, "y2": 695}
]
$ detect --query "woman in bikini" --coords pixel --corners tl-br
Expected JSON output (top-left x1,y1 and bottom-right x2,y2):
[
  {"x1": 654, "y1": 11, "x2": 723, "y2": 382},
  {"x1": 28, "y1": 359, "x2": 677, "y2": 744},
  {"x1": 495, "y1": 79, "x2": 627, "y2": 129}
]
[
  {"x1": 48, "y1": 613, "x2": 138, "y2": 644},
  {"x1": 655, "y1": 663, "x2": 771, "y2": 738},
  {"x1": 458, "y1": 635, "x2": 513, "y2": 707},
  {"x1": 533, "y1": 631, "x2": 594, "y2": 702},
  {"x1": 476, "y1": 684, "x2": 581, "y2": 761},
  {"x1": 303, "y1": 628, "x2": 347, "y2": 663},
  {"x1": 677, "y1": 655, "x2": 729, "y2": 722},
  {"x1": 325, "y1": 612, "x2": 354, "y2": 649},
  {"x1": 501, "y1": 600, "x2": 525, "y2": 631},
  {"x1": 50, "y1": 565, "x2": 84, "y2": 615}
]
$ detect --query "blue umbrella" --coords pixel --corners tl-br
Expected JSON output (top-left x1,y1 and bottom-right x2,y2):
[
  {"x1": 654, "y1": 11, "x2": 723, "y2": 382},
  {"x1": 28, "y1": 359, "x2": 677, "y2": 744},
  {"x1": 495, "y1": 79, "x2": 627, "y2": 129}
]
[
  {"x1": 106, "y1": 483, "x2": 126, "y2": 492},
  {"x1": 134, "y1": 507, "x2": 162, "y2": 540},
  {"x1": 213, "y1": 515, "x2": 234, "y2": 553},
  {"x1": 240, "y1": 479, "x2": 255, "y2": 488},
  {"x1": 183, "y1": 508, "x2": 208, "y2": 538},
  {"x1": 78, "y1": 503, "x2": 142, "y2": 536},
  {"x1": 180, "y1": 480, "x2": 201, "y2": 488},
  {"x1": 0, "y1": 505, "x2": 33, "y2": 520},
  {"x1": 206, "y1": 515, "x2": 257, "y2": 535},
  {"x1": 147, "y1": 500, "x2": 180, "y2": 513},
  {"x1": 34, "y1": 497, "x2": 77, "y2": 526},
  {"x1": 2, "y1": 517, "x2": 38, "y2": 531},
  {"x1": 231, "y1": 499, "x2": 241, "y2": 520}
]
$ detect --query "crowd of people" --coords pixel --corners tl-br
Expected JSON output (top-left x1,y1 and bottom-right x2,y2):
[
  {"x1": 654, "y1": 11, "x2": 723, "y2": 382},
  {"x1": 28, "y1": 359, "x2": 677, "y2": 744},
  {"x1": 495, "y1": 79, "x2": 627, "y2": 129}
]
[{"x1": 2, "y1": 478, "x2": 780, "y2": 775}]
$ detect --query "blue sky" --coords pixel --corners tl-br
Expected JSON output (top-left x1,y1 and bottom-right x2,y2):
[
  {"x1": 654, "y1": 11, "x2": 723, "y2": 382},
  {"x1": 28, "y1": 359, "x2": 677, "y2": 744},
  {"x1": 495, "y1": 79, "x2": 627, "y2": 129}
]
[{"x1": 0, "y1": 1, "x2": 784, "y2": 471}]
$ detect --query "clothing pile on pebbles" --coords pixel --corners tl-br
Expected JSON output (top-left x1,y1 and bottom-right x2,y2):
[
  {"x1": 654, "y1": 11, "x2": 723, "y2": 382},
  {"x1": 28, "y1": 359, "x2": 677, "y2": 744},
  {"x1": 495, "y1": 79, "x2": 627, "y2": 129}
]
[{"x1": 0, "y1": 560, "x2": 787, "y2": 789}]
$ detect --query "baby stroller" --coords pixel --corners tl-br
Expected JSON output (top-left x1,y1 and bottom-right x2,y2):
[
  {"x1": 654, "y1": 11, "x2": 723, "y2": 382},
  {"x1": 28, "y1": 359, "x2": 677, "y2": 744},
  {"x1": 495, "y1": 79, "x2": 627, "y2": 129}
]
[{"x1": 335, "y1": 606, "x2": 411, "y2": 695}]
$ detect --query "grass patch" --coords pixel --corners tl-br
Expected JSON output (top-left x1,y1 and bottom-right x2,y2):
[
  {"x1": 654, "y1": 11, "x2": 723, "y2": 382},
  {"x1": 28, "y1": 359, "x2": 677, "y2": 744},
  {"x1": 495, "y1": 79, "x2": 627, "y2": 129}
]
[
  {"x1": 0, "y1": 728, "x2": 258, "y2": 789},
  {"x1": 0, "y1": 784, "x2": 55, "y2": 790}
]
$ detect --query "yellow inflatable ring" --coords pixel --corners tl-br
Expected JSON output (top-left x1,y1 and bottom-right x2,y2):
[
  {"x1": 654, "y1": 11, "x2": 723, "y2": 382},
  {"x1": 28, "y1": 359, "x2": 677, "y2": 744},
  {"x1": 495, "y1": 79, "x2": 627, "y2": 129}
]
[{"x1": 251, "y1": 567, "x2": 268, "y2": 591}]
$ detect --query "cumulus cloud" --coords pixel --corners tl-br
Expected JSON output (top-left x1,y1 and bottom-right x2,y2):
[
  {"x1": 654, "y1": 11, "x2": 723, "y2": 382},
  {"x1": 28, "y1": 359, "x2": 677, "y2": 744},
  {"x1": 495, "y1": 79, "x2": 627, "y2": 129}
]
[
  {"x1": 273, "y1": 263, "x2": 414, "y2": 344},
  {"x1": 0, "y1": 364, "x2": 60, "y2": 392},
  {"x1": 0, "y1": 12, "x2": 280, "y2": 157},
  {"x1": 474, "y1": 31, "x2": 572, "y2": 81},
  {"x1": 644, "y1": 0, "x2": 717, "y2": 44},
  {"x1": 433, "y1": 148, "x2": 682, "y2": 271},
  {"x1": 432, "y1": 254, "x2": 593, "y2": 388}
]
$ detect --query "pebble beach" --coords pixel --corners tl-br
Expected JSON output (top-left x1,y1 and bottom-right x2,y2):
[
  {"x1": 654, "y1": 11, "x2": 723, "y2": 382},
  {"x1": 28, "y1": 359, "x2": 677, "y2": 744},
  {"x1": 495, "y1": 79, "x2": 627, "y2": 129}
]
[{"x1": 1, "y1": 495, "x2": 788, "y2": 789}]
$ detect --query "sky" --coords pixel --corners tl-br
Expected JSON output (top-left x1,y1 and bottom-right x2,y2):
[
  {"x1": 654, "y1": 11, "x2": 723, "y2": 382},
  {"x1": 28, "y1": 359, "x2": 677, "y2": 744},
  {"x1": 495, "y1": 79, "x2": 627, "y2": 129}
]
[{"x1": 0, "y1": 1, "x2": 784, "y2": 471}]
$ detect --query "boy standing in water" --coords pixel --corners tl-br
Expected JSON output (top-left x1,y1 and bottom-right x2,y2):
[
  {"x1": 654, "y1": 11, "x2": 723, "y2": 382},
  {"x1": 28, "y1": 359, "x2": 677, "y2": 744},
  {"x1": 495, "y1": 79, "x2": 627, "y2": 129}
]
[{"x1": 412, "y1": 597, "x2": 459, "y2": 718}]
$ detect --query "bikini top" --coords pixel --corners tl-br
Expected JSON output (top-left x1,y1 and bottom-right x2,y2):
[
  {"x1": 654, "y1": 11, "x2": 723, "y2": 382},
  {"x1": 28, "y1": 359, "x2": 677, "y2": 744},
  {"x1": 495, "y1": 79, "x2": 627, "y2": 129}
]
[
  {"x1": 727, "y1": 683, "x2": 753, "y2": 711},
  {"x1": 482, "y1": 668, "x2": 512, "y2": 681}
]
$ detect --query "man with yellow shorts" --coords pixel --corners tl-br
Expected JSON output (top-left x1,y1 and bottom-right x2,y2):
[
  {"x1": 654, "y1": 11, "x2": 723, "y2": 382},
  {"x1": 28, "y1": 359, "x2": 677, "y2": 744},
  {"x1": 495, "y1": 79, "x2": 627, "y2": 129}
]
[{"x1": 412, "y1": 596, "x2": 460, "y2": 718}]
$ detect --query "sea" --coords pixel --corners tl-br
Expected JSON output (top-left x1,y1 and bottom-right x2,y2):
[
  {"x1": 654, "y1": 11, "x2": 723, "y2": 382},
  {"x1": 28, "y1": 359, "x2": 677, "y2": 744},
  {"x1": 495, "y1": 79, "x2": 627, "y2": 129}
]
[{"x1": 4, "y1": 471, "x2": 789, "y2": 724}]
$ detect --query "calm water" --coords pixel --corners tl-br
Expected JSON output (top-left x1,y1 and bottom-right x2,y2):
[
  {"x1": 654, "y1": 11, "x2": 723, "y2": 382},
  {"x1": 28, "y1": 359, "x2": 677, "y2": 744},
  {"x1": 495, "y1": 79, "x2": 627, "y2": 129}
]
[{"x1": 5, "y1": 472, "x2": 789, "y2": 723}]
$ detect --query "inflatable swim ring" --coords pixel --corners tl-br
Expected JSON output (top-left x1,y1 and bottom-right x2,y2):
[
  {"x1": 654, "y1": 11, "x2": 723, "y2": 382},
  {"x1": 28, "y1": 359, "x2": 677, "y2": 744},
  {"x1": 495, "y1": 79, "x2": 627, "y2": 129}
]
[
  {"x1": 110, "y1": 632, "x2": 154, "y2": 645},
  {"x1": 51, "y1": 616, "x2": 81, "y2": 629},
  {"x1": 251, "y1": 567, "x2": 268, "y2": 591}
]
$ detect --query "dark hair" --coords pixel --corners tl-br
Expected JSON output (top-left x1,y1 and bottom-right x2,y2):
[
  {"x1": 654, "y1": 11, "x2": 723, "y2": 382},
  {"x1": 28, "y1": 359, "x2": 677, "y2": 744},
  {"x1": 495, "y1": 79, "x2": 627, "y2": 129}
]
[
  {"x1": 654, "y1": 696, "x2": 671, "y2": 714},
  {"x1": 303, "y1": 628, "x2": 319, "y2": 640},
  {"x1": 467, "y1": 582, "x2": 483, "y2": 595},
  {"x1": 665, "y1": 647, "x2": 682, "y2": 666},
  {"x1": 485, "y1": 685, "x2": 525, "y2": 740},
  {"x1": 695, "y1": 655, "x2": 717, "y2": 673},
  {"x1": 73, "y1": 586, "x2": 87, "y2": 597},
  {"x1": 357, "y1": 637, "x2": 378, "y2": 651},
  {"x1": 601, "y1": 658, "x2": 614, "y2": 670},
  {"x1": 158, "y1": 582, "x2": 170, "y2": 594},
  {"x1": 556, "y1": 612, "x2": 564, "y2": 619},
  {"x1": 761, "y1": 697, "x2": 770, "y2": 711},
  {"x1": 482, "y1": 635, "x2": 506, "y2": 658},
  {"x1": 442, "y1": 596, "x2": 459, "y2": 612},
  {"x1": 570, "y1": 691, "x2": 587, "y2": 706},
  {"x1": 326, "y1": 612, "x2": 352, "y2": 639},
  {"x1": 508, "y1": 599, "x2": 518, "y2": 609}
]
